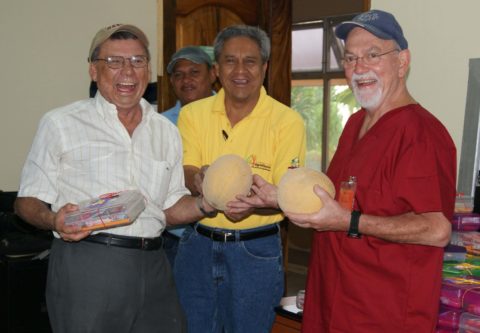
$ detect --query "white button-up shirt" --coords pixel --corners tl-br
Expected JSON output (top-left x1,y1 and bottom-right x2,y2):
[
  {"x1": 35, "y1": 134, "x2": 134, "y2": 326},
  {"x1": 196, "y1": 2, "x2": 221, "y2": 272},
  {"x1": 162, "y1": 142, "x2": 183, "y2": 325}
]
[{"x1": 18, "y1": 93, "x2": 189, "y2": 238}]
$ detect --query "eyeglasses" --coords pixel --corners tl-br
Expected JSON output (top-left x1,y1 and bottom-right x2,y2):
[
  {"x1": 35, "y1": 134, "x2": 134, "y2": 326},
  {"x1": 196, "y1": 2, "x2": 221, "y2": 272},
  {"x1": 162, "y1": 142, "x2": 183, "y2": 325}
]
[
  {"x1": 94, "y1": 55, "x2": 149, "y2": 69},
  {"x1": 342, "y1": 49, "x2": 400, "y2": 67}
]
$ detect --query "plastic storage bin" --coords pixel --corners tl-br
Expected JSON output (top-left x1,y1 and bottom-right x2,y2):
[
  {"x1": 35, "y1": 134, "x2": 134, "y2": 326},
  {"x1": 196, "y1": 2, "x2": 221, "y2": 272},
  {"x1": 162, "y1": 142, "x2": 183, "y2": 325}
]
[{"x1": 64, "y1": 190, "x2": 145, "y2": 231}]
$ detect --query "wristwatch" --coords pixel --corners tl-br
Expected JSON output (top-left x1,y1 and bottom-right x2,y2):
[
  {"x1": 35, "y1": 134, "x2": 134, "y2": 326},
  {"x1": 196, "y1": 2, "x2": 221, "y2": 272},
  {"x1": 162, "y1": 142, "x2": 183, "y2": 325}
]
[
  {"x1": 347, "y1": 210, "x2": 362, "y2": 238},
  {"x1": 196, "y1": 196, "x2": 217, "y2": 218}
]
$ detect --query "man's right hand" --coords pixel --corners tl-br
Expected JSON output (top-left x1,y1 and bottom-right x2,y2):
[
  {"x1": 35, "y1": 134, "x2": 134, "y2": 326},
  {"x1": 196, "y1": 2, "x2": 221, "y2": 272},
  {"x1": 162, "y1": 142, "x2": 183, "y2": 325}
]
[
  {"x1": 15, "y1": 197, "x2": 91, "y2": 242},
  {"x1": 54, "y1": 203, "x2": 91, "y2": 242}
]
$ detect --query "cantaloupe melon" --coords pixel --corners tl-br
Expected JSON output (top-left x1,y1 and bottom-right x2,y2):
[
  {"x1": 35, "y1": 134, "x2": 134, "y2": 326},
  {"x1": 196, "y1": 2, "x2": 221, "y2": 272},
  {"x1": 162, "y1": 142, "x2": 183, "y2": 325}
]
[
  {"x1": 277, "y1": 167, "x2": 335, "y2": 214},
  {"x1": 202, "y1": 154, "x2": 253, "y2": 211}
]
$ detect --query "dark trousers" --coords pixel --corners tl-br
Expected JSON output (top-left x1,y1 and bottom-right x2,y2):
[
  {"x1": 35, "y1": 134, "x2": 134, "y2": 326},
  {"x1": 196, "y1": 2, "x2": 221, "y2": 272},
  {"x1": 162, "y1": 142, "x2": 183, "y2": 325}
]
[{"x1": 46, "y1": 238, "x2": 186, "y2": 333}]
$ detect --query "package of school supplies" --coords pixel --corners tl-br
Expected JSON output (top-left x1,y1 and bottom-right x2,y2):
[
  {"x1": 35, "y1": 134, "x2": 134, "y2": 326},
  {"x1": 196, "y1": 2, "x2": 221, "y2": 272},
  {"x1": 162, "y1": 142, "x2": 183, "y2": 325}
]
[
  {"x1": 459, "y1": 312, "x2": 480, "y2": 332},
  {"x1": 437, "y1": 303, "x2": 463, "y2": 331},
  {"x1": 64, "y1": 190, "x2": 145, "y2": 231},
  {"x1": 452, "y1": 213, "x2": 480, "y2": 231}
]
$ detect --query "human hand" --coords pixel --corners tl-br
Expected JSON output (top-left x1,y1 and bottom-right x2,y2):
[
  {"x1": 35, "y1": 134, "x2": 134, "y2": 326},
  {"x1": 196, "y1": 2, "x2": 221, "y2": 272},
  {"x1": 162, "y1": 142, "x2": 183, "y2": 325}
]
[
  {"x1": 235, "y1": 174, "x2": 279, "y2": 209},
  {"x1": 223, "y1": 204, "x2": 255, "y2": 222},
  {"x1": 224, "y1": 174, "x2": 278, "y2": 222},
  {"x1": 285, "y1": 185, "x2": 349, "y2": 232},
  {"x1": 53, "y1": 203, "x2": 91, "y2": 241}
]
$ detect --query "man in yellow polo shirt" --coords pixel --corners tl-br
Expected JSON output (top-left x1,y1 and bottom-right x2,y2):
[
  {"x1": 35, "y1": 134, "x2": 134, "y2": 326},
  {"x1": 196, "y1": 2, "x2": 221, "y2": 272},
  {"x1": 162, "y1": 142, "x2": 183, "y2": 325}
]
[{"x1": 175, "y1": 25, "x2": 306, "y2": 333}]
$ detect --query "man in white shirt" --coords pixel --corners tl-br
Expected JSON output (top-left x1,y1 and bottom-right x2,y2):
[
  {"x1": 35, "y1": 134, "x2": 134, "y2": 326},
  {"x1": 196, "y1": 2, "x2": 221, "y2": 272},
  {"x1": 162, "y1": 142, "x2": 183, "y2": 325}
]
[{"x1": 14, "y1": 23, "x2": 216, "y2": 333}]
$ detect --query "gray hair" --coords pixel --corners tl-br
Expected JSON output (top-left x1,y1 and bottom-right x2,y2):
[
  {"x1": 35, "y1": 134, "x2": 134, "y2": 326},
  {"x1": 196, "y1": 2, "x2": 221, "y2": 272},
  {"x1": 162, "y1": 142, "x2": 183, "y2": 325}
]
[{"x1": 213, "y1": 25, "x2": 271, "y2": 64}]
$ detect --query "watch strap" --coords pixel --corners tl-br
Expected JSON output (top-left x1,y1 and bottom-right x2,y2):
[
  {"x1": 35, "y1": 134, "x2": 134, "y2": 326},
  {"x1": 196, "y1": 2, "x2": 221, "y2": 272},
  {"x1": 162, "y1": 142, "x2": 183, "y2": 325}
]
[
  {"x1": 347, "y1": 210, "x2": 362, "y2": 238},
  {"x1": 196, "y1": 196, "x2": 217, "y2": 218}
]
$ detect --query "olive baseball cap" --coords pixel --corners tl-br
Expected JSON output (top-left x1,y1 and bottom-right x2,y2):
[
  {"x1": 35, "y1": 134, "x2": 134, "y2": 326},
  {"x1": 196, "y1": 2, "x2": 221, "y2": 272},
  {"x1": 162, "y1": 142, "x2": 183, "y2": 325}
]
[
  {"x1": 166, "y1": 46, "x2": 213, "y2": 74},
  {"x1": 88, "y1": 23, "x2": 149, "y2": 62}
]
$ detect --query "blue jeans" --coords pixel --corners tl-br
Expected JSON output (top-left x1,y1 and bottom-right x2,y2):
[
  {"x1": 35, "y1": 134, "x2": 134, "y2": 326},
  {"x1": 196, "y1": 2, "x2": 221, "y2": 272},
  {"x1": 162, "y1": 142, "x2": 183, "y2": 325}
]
[{"x1": 174, "y1": 224, "x2": 284, "y2": 333}]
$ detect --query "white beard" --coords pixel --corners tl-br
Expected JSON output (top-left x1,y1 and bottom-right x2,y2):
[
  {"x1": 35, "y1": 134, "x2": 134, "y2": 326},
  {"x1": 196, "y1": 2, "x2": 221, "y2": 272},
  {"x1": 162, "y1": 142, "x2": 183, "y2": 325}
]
[{"x1": 351, "y1": 71, "x2": 383, "y2": 110}]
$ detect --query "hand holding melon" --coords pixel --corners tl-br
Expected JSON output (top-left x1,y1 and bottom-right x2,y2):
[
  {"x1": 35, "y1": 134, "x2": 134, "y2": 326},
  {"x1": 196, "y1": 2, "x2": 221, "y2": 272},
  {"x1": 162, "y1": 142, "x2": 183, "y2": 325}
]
[
  {"x1": 277, "y1": 167, "x2": 335, "y2": 214},
  {"x1": 202, "y1": 154, "x2": 253, "y2": 211}
]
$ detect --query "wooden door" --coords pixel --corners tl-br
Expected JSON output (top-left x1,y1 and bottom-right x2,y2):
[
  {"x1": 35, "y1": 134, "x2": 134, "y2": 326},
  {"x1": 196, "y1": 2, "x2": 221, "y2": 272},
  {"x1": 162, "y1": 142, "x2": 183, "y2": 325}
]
[{"x1": 158, "y1": 0, "x2": 292, "y2": 112}]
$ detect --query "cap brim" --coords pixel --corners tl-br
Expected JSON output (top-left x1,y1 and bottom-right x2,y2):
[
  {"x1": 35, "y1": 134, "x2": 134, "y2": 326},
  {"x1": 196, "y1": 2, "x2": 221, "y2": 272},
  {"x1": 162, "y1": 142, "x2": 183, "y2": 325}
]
[{"x1": 166, "y1": 55, "x2": 211, "y2": 74}]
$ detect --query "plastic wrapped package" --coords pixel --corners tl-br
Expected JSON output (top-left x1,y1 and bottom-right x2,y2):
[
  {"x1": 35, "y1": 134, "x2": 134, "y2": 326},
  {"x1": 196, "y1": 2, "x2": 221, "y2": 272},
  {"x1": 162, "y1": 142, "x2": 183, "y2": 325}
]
[
  {"x1": 463, "y1": 288, "x2": 480, "y2": 316},
  {"x1": 444, "y1": 244, "x2": 467, "y2": 263},
  {"x1": 443, "y1": 262, "x2": 480, "y2": 278},
  {"x1": 437, "y1": 303, "x2": 464, "y2": 330},
  {"x1": 450, "y1": 232, "x2": 480, "y2": 255},
  {"x1": 440, "y1": 277, "x2": 480, "y2": 309},
  {"x1": 467, "y1": 255, "x2": 480, "y2": 266},
  {"x1": 459, "y1": 312, "x2": 480, "y2": 332},
  {"x1": 64, "y1": 190, "x2": 145, "y2": 231},
  {"x1": 452, "y1": 213, "x2": 480, "y2": 231}
]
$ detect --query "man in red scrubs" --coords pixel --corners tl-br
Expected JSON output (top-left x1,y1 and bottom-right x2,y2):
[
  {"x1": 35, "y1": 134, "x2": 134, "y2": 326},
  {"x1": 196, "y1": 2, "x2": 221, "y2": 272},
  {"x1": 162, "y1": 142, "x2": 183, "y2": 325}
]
[{"x1": 283, "y1": 9, "x2": 456, "y2": 333}]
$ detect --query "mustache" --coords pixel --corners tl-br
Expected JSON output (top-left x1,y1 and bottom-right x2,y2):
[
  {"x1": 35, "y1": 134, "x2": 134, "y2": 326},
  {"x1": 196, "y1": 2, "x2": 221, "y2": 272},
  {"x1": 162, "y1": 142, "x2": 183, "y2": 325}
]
[{"x1": 351, "y1": 71, "x2": 379, "y2": 89}]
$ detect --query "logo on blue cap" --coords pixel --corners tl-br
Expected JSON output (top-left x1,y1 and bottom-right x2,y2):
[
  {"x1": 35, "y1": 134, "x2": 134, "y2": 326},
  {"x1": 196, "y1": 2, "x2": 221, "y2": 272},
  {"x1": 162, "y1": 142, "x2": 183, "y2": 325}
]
[{"x1": 335, "y1": 10, "x2": 408, "y2": 50}]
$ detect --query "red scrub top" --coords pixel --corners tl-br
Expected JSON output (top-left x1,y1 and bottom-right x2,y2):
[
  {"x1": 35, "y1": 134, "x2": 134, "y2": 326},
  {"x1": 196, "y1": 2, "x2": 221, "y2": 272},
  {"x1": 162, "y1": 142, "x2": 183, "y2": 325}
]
[{"x1": 302, "y1": 104, "x2": 456, "y2": 333}]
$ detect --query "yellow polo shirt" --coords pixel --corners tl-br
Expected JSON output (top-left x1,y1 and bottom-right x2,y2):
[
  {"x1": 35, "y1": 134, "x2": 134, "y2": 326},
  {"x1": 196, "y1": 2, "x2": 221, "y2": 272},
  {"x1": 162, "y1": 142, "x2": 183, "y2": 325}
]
[{"x1": 178, "y1": 87, "x2": 306, "y2": 230}]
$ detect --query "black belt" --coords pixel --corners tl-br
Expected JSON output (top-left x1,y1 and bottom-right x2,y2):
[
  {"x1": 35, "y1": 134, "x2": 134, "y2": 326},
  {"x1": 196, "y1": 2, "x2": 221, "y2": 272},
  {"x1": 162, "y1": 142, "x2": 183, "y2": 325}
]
[
  {"x1": 196, "y1": 224, "x2": 278, "y2": 242},
  {"x1": 83, "y1": 233, "x2": 163, "y2": 250}
]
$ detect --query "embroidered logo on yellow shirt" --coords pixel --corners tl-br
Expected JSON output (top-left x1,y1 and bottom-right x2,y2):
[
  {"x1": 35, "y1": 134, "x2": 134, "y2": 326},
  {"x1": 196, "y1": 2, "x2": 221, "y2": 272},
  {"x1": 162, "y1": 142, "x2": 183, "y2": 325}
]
[
  {"x1": 288, "y1": 157, "x2": 300, "y2": 169},
  {"x1": 246, "y1": 155, "x2": 271, "y2": 172}
]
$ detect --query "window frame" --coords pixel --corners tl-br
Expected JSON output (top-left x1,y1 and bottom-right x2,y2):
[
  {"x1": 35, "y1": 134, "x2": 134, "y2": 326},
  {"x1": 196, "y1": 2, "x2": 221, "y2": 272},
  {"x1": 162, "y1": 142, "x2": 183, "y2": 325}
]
[{"x1": 292, "y1": 14, "x2": 358, "y2": 171}]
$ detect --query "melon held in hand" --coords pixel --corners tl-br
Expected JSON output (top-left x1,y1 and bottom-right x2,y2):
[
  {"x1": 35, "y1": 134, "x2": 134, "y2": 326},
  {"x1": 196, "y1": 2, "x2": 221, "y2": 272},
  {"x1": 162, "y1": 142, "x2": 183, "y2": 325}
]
[
  {"x1": 277, "y1": 167, "x2": 336, "y2": 214},
  {"x1": 202, "y1": 154, "x2": 253, "y2": 211}
]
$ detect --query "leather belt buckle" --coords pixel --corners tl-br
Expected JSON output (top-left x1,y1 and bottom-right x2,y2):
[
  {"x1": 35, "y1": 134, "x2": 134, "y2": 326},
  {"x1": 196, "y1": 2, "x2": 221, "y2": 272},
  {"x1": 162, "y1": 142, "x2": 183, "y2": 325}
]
[
  {"x1": 224, "y1": 232, "x2": 233, "y2": 242},
  {"x1": 196, "y1": 224, "x2": 278, "y2": 242}
]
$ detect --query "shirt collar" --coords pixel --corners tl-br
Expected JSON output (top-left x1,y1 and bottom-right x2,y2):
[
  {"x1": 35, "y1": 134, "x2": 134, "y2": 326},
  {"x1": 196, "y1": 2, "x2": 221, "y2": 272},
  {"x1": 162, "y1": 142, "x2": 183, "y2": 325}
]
[{"x1": 94, "y1": 92, "x2": 154, "y2": 122}]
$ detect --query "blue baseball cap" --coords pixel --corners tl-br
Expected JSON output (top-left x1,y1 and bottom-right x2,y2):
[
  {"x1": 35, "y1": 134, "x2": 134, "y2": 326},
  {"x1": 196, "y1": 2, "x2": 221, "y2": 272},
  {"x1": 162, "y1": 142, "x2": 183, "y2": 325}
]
[
  {"x1": 335, "y1": 10, "x2": 408, "y2": 50},
  {"x1": 167, "y1": 46, "x2": 213, "y2": 74}
]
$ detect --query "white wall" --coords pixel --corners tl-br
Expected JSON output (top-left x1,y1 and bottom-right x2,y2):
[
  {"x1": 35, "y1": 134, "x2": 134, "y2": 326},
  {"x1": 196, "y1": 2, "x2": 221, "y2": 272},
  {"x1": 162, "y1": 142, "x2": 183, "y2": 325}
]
[
  {"x1": 0, "y1": 0, "x2": 157, "y2": 190},
  {"x1": 372, "y1": 1, "x2": 480, "y2": 174}
]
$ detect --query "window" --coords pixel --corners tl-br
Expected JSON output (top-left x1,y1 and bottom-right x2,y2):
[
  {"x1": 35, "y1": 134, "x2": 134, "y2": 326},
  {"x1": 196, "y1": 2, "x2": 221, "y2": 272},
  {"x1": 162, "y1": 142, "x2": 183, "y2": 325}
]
[{"x1": 291, "y1": 15, "x2": 360, "y2": 171}]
